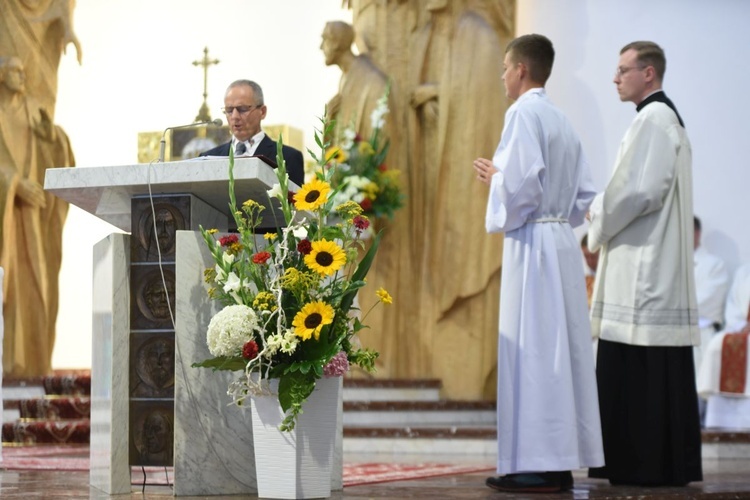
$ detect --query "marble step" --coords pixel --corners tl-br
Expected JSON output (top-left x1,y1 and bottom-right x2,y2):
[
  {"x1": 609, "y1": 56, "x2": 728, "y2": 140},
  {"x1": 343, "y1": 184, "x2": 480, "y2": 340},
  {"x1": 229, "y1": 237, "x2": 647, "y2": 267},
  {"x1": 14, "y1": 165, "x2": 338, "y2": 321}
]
[
  {"x1": 343, "y1": 400, "x2": 496, "y2": 427},
  {"x1": 342, "y1": 378, "x2": 442, "y2": 402},
  {"x1": 342, "y1": 426, "x2": 750, "y2": 458}
]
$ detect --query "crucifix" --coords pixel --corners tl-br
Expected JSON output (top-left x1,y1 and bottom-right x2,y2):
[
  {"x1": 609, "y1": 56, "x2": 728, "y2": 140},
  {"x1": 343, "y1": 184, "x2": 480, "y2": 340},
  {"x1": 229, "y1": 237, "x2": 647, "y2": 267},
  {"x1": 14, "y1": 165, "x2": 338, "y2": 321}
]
[{"x1": 192, "y1": 46, "x2": 220, "y2": 122}]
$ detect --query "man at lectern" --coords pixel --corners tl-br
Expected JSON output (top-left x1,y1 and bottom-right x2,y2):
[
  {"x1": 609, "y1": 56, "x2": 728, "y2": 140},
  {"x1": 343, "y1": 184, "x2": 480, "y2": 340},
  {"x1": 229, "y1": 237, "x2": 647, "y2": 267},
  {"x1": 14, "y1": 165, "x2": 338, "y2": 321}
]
[{"x1": 200, "y1": 80, "x2": 304, "y2": 186}]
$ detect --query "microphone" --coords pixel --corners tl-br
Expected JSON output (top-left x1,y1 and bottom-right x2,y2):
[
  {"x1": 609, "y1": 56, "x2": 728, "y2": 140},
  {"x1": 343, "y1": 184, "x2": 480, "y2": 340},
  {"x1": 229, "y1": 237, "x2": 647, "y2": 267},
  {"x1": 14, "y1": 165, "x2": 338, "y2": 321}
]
[{"x1": 158, "y1": 118, "x2": 223, "y2": 162}]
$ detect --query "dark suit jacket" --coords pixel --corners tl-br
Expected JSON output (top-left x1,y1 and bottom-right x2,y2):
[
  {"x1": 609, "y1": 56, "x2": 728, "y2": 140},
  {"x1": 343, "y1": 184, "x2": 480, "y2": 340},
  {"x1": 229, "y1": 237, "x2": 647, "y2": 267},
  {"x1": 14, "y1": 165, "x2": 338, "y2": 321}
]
[{"x1": 200, "y1": 135, "x2": 305, "y2": 186}]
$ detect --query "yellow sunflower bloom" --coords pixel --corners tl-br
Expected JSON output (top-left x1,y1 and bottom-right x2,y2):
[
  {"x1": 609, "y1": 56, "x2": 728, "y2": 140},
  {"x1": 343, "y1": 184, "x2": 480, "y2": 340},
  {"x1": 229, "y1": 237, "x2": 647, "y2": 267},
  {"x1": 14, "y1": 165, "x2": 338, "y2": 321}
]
[
  {"x1": 325, "y1": 146, "x2": 349, "y2": 164},
  {"x1": 376, "y1": 287, "x2": 393, "y2": 305},
  {"x1": 292, "y1": 301, "x2": 335, "y2": 340},
  {"x1": 294, "y1": 179, "x2": 331, "y2": 211},
  {"x1": 304, "y1": 239, "x2": 347, "y2": 276}
]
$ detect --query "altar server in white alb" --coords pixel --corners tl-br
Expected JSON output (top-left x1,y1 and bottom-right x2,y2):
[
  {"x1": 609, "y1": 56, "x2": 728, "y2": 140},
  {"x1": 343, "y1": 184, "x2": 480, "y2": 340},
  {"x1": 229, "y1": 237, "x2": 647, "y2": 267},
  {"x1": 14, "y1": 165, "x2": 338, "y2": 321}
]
[
  {"x1": 587, "y1": 41, "x2": 702, "y2": 486},
  {"x1": 473, "y1": 33, "x2": 604, "y2": 494}
]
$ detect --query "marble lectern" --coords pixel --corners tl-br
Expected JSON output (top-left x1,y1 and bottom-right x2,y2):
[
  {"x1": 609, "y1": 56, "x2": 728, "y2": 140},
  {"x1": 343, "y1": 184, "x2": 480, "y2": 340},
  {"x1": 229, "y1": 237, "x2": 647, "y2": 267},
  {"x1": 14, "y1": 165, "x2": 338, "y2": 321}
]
[{"x1": 44, "y1": 158, "x2": 343, "y2": 496}]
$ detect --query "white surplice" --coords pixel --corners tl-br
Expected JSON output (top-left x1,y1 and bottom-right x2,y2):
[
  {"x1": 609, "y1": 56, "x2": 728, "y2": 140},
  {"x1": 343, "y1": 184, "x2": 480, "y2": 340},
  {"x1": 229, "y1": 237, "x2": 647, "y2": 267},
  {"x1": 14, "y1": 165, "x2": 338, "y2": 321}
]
[
  {"x1": 693, "y1": 246, "x2": 730, "y2": 371},
  {"x1": 485, "y1": 88, "x2": 604, "y2": 474},
  {"x1": 588, "y1": 100, "x2": 698, "y2": 347}
]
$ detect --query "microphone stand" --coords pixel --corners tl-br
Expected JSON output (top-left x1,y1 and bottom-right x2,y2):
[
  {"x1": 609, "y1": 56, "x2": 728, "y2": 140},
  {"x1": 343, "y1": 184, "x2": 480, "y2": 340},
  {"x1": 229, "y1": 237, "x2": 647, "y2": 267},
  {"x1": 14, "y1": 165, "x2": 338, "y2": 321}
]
[{"x1": 158, "y1": 119, "x2": 222, "y2": 162}]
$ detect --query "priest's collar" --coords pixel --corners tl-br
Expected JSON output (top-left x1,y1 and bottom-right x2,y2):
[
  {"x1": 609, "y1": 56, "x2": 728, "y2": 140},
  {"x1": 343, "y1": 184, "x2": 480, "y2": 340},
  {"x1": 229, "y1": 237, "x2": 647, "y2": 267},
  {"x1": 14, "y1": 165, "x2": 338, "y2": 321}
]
[{"x1": 636, "y1": 89, "x2": 685, "y2": 127}]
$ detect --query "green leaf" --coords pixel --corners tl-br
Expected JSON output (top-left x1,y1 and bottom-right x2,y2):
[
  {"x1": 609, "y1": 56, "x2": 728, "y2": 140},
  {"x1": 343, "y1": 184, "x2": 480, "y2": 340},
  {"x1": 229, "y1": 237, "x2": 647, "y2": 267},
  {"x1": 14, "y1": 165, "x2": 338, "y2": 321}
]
[
  {"x1": 340, "y1": 231, "x2": 381, "y2": 312},
  {"x1": 192, "y1": 356, "x2": 246, "y2": 372},
  {"x1": 277, "y1": 371, "x2": 316, "y2": 413}
]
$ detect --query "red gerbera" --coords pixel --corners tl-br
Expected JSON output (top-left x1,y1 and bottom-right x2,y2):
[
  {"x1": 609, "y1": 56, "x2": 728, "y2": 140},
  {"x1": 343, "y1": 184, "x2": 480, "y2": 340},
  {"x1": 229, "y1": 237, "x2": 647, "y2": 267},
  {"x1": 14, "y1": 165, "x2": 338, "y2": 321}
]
[
  {"x1": 359, "y1": 198, "x2": 372, "y2": 211},
  {"x1": 242, "y1": 340, "x2": 259, "y2": 360},
  {"x1": 219, "y1": 234, "x2": 239, "y2": 247},
  {"x1": 353, "y1": 215, "x2": 370, "y2": 231},
  {"x1": 354, "y1": 133, "x2": 363, "y2": 143},
  {"x1": 252, "y1": 251, "x2": 271, "y2": 264},
  {"x1": 297, "y1": 239, "x2": 312, "y2": 255},
  {"x1": 378, "y1": 163, "x2": 387, "y2": 172},
  {"x1": 287, "y1": 190, "x2": 296, "y2": 205}
]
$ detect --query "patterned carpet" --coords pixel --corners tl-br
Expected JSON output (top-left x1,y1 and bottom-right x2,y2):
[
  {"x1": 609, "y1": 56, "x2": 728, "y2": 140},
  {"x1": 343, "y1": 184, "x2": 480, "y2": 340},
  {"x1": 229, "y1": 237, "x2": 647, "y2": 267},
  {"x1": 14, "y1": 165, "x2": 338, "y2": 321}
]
[{"x1": 0, "y1": 445, "x2": 494, "y2": 486}]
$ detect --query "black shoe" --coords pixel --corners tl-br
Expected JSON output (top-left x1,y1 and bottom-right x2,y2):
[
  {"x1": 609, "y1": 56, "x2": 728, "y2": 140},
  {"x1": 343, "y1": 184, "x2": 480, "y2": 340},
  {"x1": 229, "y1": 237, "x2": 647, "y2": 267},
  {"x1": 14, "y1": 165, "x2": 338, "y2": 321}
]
[
  {"x1": 486, "y1": 472, "x2": 563, "y2": 493},
  {"x1": 560, "y1": 471, "x2": 574, "y2": 490}
]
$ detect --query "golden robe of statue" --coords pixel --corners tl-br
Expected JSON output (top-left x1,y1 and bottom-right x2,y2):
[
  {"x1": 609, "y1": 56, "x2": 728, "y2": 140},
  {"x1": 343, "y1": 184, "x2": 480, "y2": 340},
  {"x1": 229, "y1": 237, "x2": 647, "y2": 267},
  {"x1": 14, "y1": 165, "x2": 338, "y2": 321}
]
[
  {"x1": 0, "y1": 57, "x2": 74, "y2": 377},
  {"x1": 0, "y1": 0, "x2": 80, "y2": 377},
  {"x1": 347, "y1": 0, "x2": 514, "y2": 400}
]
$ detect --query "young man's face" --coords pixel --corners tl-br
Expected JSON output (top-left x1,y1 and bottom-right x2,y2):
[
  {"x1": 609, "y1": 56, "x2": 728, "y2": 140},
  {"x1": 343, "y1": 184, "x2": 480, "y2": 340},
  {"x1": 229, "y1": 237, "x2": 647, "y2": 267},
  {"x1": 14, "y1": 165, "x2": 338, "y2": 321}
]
[
  {"x1": 613, "y1": 49, "x2": 649, "y2": 104},
  {"x1": 502, "y1": 52, "x2": 522, "y2": 101}
]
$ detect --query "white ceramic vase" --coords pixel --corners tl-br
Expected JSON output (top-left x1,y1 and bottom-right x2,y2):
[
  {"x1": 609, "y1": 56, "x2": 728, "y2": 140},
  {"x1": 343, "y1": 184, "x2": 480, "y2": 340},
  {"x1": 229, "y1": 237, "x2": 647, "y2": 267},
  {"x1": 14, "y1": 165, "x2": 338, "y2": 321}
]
[{"x1": 250, "y1": 375, "x2": 341, "y2": 499}]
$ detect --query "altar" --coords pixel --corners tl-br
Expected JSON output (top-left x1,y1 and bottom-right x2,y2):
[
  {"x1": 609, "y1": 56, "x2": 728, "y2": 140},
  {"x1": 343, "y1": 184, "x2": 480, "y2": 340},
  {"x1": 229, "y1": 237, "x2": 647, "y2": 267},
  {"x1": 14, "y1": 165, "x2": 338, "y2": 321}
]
[{"x1": 44, "y1": 158, "x2": 343, "y2": 496}]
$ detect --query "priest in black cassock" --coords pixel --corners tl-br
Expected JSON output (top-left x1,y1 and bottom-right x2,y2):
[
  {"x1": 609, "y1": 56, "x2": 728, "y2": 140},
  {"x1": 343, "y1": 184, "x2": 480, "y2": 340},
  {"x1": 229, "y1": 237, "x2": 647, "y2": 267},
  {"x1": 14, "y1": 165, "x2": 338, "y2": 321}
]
[{"x1": 587, "y1": 41, "x2": 702, "y2": 486}]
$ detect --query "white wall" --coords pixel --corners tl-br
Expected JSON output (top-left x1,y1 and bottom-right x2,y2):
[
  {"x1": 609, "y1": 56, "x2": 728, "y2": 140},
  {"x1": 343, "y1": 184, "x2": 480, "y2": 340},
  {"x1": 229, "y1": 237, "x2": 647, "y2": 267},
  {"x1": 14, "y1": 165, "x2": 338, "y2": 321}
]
[
  {"x1": 517, "y1": 0, "x2": 750, "y2": 272},
  {"x1": 51, "y1": 0, "x2": 351, "y2": 369}
]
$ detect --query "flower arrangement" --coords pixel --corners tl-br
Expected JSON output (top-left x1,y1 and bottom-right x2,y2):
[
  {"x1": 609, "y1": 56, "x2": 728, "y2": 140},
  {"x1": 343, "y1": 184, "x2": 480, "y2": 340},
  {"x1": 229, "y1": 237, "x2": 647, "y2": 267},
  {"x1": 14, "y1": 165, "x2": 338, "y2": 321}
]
[
  {"x1": 326, "y1": 89, "x2": 404, "y2": 221},
  {"x1": 193, "y1": 118, "x2": 390, "y2": 431}
]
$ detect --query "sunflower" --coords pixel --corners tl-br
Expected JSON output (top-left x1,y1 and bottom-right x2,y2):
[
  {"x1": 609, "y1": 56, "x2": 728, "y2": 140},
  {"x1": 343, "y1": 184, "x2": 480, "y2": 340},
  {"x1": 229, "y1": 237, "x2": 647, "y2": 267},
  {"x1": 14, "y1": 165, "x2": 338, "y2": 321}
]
[
  {"x1": 292, "y1": 301, "x2": 335, "y2": 340},
  {"x1": 294, "y1": 179, "x2": 331, "y2": 211},
  {"x1": 304, "y1": 239, "x2": 346, "y2": 276},
  {"x1": 325, "y1": 146, "x2": 348, "y2": 164}
]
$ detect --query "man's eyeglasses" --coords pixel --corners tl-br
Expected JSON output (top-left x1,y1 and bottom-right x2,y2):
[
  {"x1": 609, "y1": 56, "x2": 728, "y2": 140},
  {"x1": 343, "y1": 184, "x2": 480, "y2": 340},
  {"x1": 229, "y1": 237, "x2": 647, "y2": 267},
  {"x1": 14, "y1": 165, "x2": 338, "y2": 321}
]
[
  {"x1": 615, "y1": 66, "x2": 646, "y2": 77},
  {"x1": 222, "y1": 104, "x2": 262, "y2": 115}
]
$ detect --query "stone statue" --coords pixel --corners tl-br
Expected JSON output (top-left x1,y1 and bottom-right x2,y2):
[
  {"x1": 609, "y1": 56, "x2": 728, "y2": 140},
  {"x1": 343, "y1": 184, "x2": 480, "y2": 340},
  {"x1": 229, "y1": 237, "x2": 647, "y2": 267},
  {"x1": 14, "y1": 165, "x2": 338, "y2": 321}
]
[
  {"x1": 321, "y1": 20, "x2": 390, "y2": 142},
  {"x1": 0, "y1": 56, "x2": 74, "y2": 377},
  {"x1": 341, "y1": 0, "x2": 514, "y2": 400},
  {"x1": 0, "y1": 0, "x2": 82, "y2": 120},
  {"x1": 0, "y1": 0, "x2": 80, "y2": 378}
]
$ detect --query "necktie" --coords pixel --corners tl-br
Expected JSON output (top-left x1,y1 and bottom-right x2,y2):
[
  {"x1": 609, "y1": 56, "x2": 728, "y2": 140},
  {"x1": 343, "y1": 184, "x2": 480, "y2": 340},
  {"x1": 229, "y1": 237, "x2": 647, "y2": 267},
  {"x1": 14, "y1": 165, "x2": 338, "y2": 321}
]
[{"x1": 235, "y1": 141, "x2": 247, "y2": 156}]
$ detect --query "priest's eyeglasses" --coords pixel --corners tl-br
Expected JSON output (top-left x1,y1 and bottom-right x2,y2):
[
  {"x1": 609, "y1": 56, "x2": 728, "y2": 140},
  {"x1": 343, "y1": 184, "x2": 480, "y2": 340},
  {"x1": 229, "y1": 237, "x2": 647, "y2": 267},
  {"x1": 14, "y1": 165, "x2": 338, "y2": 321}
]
[
  {"x1": 615, "y1": 65, "x2": 646, "y2": 77},
  {"x1": 223, "y1": 104, "x2": 262, "y2": 115}
]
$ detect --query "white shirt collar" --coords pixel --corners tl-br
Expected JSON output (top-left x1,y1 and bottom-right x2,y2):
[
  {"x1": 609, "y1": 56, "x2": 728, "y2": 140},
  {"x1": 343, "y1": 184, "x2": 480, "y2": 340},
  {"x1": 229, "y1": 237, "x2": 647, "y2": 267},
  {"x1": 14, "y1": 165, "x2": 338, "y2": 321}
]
[{"x1": 232, "y1": 131, "x2": 266, "y2": 156}]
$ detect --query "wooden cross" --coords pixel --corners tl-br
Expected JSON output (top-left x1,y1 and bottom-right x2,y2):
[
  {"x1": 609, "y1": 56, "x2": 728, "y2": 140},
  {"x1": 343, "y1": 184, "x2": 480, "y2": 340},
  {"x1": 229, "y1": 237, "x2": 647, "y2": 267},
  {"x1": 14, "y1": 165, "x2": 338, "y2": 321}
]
[{"x1": 192, "y1": 47, "x2": 220, "y2": 122}]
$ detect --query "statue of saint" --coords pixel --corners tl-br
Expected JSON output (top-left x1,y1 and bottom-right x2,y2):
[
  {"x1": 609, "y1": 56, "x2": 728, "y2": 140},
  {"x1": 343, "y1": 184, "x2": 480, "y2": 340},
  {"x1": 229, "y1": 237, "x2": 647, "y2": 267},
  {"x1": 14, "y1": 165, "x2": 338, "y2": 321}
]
[
  {"x1": 0, "y1": 0, "x2": 80, "y2": 377},
  {"x1": 0, "y1": 0, "x2": 82, "y2": 120},
  {"x1": 343, "y1": 0, "x2": 514, "y2": 400},
  {"x1": 321, "y1": 21, "x2": 390, "y2": 142},
  {"x1": 0, "y1": 56, "x2": 74, "y2": 377}
]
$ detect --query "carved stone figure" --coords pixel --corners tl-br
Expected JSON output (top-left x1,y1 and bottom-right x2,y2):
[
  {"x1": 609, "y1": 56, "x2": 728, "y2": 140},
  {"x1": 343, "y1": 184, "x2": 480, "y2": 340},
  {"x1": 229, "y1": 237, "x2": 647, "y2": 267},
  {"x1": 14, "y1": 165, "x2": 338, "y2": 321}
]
[
  {"x1": 321, "y1": 21, "x2": 390, "y2": 142},
  {"x1": 0, "y1": 0, "x2": 80, "y2": 377},
  {"x1": 135, "y1": 409, "x2": 174, "y2": 466},
  {"x1": 132, "y1": 336, "x2": 175, "y2": 398},
  {"x1": 342, "y1": 0, "x2": 514, "y2": 400},
  {"x1": 0, "y1": 56, "x2": 74, "y2": 377},
  {"x1": 0, "y1": 0, "x2": 82, "y2": 120}
]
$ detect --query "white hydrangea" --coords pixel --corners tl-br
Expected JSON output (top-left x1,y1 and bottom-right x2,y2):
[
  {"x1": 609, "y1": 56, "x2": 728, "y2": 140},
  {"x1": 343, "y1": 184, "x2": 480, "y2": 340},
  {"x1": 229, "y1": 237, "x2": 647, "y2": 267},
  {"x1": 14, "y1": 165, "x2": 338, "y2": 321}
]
[{"x1": 206, "y1": 304, "x2": 260, "y2": 357}]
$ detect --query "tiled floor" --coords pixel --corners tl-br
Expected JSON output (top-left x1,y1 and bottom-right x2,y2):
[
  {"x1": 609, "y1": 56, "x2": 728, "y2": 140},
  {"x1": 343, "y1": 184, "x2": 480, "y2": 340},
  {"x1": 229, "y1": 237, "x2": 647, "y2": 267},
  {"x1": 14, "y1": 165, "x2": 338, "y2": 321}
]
[{"x1": 1, "y1": 457, "x2": 750, "y2": 499}]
